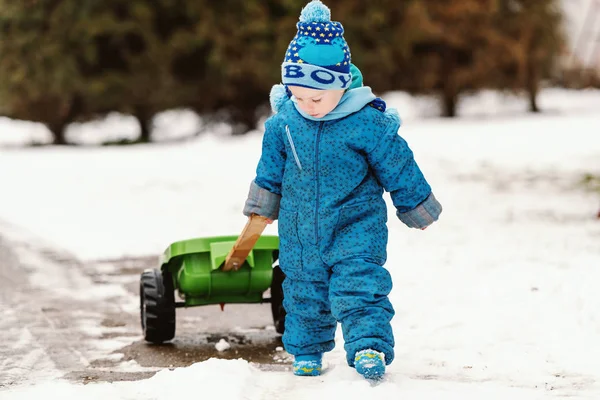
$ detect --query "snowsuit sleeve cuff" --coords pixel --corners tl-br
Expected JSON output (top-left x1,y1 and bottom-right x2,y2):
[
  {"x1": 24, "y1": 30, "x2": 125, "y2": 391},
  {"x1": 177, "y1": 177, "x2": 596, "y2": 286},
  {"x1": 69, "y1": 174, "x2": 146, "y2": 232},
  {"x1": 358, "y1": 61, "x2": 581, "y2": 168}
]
[
  {"x1": 396, "y1": 192, "x2": 442, "y2": 229},
  {"x1": 243, "y1": 180, "x2": 281, "y2": 220}
]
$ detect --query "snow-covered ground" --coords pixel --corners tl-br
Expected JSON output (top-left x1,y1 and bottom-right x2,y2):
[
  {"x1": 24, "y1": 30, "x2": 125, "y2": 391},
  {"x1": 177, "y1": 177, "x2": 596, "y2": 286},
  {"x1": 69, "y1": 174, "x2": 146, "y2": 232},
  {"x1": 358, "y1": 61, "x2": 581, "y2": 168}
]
[{"x1": 0, "y1": 88, "x2": 599, "y2": 399}]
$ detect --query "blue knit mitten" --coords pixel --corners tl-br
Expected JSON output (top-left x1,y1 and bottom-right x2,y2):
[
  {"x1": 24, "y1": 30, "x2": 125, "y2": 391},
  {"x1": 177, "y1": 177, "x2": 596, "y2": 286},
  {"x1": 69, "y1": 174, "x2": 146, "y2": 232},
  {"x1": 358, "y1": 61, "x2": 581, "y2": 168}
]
[
  {"x1": 354, "y1": 349, "x2": 386, "y2": 379},
  {"x1": 293, "y1": 353, "x2": 322, "y2": 376}
]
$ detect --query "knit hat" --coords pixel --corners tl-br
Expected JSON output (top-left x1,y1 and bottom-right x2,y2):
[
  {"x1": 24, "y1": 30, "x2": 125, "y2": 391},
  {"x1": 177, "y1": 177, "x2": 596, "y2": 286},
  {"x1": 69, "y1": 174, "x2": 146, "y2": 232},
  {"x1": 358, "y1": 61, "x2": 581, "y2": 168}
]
[{"x1": 281, "y1": 0, "x2": 352, "y2": 91}]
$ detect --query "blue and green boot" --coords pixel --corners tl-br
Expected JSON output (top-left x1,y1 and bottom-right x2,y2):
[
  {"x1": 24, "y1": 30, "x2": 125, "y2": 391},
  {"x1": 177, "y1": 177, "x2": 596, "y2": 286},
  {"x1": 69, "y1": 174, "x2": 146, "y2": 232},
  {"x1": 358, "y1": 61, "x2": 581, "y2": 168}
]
[
  {"x1": 293, "y1": 353, "x2": 322, "y2": 376},
  {"x1": 354, "y1": 349, "x2": 386, "y2": 379}
]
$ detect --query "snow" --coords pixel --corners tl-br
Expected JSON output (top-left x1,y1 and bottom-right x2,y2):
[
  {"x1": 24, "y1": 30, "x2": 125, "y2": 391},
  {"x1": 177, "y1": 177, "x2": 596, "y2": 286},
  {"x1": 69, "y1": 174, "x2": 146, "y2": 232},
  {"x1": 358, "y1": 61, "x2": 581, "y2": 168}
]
[
  {"x1": 215, "y1": 338, "x2": 232, "y2": 352},
  {"x1": 1, "y1": 88, "x2": 600, "y2": 398}
]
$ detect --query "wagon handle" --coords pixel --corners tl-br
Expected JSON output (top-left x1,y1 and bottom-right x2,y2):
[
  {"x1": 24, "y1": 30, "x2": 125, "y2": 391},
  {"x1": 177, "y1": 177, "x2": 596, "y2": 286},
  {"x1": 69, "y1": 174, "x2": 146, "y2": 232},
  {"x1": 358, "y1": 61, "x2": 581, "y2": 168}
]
[{"x1": 223, "y1": 214, "x2": 269, "y2": 271}]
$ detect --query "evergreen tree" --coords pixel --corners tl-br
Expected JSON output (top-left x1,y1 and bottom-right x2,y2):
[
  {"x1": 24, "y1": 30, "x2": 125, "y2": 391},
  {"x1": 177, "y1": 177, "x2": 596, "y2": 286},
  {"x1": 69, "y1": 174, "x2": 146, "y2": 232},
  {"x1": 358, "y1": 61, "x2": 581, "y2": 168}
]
[
  {"x1": 332, "y1": 0, "x2": 561, "y2": 117},
  {"x1": 0, "y1": 0, "x2": 197, "y2": 144},
  {"x1": 400, "y1": 0, "x2": 511, "y2": 117},
  {"x1": 0, "y1": 0, "x2": 89, "y2": 144},
  {"x1": 326, "y1": 0, "x2": 415, "y2": 92},
  {"x1": 75, "y1": 0, "x2": 191, "y2": 142},
  {"x1": 0, "y1": 0, "x2": 568, "y2": 142},
  {"x1": 174, "y1": 0, "x2": 284, "y2": 133},
  {"x1": 495, "y1": 0, "x2": 564, "y2": 112}
]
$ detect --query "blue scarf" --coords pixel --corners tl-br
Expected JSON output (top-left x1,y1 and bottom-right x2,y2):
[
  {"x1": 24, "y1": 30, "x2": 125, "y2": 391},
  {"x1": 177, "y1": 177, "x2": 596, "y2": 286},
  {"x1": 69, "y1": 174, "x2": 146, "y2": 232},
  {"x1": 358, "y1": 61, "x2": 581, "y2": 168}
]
[{"x1": 291, "y1": 86, "x2": 378, "y2": 122}]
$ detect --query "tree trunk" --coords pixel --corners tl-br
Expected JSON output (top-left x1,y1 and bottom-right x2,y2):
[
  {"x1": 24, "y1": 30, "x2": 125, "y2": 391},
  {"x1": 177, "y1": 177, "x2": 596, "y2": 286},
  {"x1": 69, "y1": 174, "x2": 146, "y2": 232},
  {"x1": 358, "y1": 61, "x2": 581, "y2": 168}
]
[
  {"x1": 526, "y1": 57, "x2": 540, "y2": 113},
  {"x1": 441, "y1": 46, "x2": 458, "y2": 118},
  {"x1": 134, "y1": 106, "x2": 152, "y2": 143},
  {"x1": 47, "y1": 95, "x2": 81, "y2": 145},
  {"x1": 528, "y1": 86, "x2": 539, "y2": 113},
  {"x1": 442, "y1": 89, "x2": 458, "y2": 117},
  {"x1": 48, "y1": 121, "x2": 68, "y2": 145},
  {"x1": 138, "y1": 118, "x2": 151, "y2": 143},
  {"x1": 231, "y1": 108, "x2": 256, "y2": 136}
]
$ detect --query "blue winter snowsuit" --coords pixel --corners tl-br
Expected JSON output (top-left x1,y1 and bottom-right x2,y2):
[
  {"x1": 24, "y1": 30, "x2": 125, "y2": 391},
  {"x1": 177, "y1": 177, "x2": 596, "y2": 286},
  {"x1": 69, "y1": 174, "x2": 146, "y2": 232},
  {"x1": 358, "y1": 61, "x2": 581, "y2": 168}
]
[{"x1": 244, "y1": 94, "x2": 441, "y2": 367}]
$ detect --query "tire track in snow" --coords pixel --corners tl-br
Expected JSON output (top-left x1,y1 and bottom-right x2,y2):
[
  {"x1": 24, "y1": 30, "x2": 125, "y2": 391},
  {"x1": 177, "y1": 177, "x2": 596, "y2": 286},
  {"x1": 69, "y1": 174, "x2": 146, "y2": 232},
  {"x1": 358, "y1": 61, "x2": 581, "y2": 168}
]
[{"x1": 0, "y1": 221, "x2": 139, "y2": 388}]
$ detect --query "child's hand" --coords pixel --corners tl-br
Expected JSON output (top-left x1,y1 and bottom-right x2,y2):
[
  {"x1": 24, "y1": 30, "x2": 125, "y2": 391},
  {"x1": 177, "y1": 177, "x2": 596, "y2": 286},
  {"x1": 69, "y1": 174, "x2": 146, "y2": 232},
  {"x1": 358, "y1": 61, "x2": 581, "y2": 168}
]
[{"x1": 251, "y1": 213, "x2": 273, "y2": 224}]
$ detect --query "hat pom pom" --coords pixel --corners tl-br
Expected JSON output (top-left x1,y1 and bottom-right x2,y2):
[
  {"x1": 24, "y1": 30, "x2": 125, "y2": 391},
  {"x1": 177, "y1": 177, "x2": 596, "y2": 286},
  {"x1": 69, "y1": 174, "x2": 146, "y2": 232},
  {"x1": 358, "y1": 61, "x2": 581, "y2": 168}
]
[
  {"x1": 299, "y1": 0, "x2": 331, "y2": 23},
  {"x1": 270, "y1": 84, "x2": 290, "y2": 113}
]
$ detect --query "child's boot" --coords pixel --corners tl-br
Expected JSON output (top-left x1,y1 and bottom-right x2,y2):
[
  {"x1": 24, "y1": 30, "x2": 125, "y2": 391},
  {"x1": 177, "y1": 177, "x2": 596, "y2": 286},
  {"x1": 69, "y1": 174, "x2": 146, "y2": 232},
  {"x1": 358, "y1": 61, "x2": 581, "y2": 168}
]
[
  {"x1": 354, "y1": 349, "x2": 386, "y2": 379},
  {"x1": 293, "y1": 353, "x2": 322, "y2": 376}
]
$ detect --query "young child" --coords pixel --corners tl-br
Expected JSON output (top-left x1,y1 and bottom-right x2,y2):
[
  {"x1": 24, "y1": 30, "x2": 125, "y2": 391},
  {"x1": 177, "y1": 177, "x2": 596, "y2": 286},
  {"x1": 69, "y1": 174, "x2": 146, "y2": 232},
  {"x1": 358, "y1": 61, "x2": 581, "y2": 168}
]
[{"x1": 243, "y1": 0, "x2": 442, "y2": 379}]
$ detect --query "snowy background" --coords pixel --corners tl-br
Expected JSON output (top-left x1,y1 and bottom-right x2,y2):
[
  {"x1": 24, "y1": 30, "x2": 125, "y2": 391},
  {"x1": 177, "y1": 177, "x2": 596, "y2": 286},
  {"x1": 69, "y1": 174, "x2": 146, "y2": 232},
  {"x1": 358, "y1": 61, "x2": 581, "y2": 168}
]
[
  {"x1": 1, "y1": 2, "x2": 599, "y2": 397},
  {"x1": 0, "y1": 86, "x2": 599, "y2": 399}
]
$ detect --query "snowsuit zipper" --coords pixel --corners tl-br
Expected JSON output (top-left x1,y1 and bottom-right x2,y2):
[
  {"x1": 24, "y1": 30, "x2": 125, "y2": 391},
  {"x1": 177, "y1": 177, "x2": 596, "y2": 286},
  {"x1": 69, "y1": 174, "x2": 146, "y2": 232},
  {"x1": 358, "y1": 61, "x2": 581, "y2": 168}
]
[
  {"x1": 314, "y1": 121, "x2": 324, "y2": 243},
  {"x1": 285, "y1": 125, "x2": 302, "y2": 171}
]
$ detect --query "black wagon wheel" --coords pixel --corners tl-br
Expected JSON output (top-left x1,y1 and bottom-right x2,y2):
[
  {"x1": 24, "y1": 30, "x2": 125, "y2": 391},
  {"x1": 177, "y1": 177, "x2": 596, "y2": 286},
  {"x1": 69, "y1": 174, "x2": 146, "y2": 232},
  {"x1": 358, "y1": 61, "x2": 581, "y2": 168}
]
[
  {"x1": 270, "y1": 263, "x2": 286, "y2": 335},
  {"x1": 140, "y1": 268, "x2": 176, "y2": 343}
]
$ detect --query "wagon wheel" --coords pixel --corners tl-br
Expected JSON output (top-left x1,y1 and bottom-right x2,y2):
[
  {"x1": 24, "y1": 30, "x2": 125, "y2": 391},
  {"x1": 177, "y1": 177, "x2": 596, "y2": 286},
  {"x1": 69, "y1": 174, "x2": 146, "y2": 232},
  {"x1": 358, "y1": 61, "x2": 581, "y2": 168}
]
[
  {"x1": 140, "y1": 268, "x2": 176, "y2": 343},
  {"x1": 270, "y1": 260, "x2": 286, "y2": 335}
]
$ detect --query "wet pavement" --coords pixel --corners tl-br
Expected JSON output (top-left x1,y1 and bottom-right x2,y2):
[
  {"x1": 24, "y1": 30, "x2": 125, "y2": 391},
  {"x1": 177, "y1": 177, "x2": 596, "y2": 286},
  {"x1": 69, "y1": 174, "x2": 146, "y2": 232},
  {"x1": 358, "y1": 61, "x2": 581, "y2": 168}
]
[{"x1": 0, "y1": 228, "x2": 291, "y2": 388}]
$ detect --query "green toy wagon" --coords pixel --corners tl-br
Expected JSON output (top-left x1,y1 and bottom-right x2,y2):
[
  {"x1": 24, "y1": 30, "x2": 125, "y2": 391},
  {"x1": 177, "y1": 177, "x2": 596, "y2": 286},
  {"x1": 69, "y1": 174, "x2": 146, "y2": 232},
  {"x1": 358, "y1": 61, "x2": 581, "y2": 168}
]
[{"x1": 139, "y1": 216, "x2": 285, "y2": 344}]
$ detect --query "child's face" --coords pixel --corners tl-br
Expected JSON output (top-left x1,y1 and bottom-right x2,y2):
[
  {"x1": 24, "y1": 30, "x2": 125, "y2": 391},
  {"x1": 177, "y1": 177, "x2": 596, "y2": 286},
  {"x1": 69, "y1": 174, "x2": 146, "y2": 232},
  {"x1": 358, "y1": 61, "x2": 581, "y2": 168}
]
[{"x1": 288, "y1": 86, "x2": 344, "y2": 119}]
